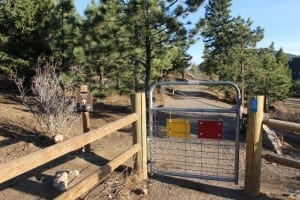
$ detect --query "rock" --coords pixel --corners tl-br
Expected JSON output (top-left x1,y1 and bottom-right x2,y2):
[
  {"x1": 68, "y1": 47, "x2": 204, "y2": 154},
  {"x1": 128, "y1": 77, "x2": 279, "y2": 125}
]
[
  {"x1": 39, "y1": 176, "x2": 46, "y2": 183},
  {"x1": 53, "y1": 171, "x2": 69, "y2": 191},
  {"x1": 132, "y1": 188, "x2": 145, "y2": 195},
  {"x1": 68, "y1": 169, "x2": 80, "y2": 181},
  {"x1": 53, "y1": 134, "x2": 64, "y2": 143},
  {"x1": 262, "y1": 125, "x2": 282, "y2": 155},
  {"x1": 28, "y1": 143, "x2": 35, "y2": 148},
  {"x1": 142, "y1": 188, "x2": 148, "y2": 195}
]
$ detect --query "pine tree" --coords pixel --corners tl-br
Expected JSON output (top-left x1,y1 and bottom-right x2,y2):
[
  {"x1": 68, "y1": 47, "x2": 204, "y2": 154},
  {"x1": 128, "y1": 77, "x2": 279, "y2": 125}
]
[
  {"x1": 243, "y1": 46, "x2": 291, "y2": 110},
  {"x1": 0, "y1": 0, "x2": 84, "y2": 77},
  {"x1": 125, "y1": 0, "x2": 203, "y2": 94},
  {"x1": 50, "y1": 0, "x2": 84, "y2": 72},
  {"x1": 83, "y1": 0, "x2": 132, "y2": 91},
  {"x1": 200, "y1": 0, "x2": 263, "y2": 104}
]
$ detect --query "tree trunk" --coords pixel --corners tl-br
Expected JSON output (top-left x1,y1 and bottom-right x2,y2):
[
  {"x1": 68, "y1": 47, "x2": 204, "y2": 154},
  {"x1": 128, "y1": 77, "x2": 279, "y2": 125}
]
[
  {"x1": 241, "y1": 60, "x2": 245, "y2": 107},
  {"x1": 116, "y1": 72, "x2": 120, "y2": 89},
  {"x1": 181, "y1": 70, "x2": 185, "y2": 80},
  {"x1": 134, "y1": 62, "x2": 139, "y2": 92},
  {"x1": 144, "y1": 35, "x2": 151, "y2": 101},
  {"x1": 99, "y1": 72, "x2": 104, "y2": 86}
]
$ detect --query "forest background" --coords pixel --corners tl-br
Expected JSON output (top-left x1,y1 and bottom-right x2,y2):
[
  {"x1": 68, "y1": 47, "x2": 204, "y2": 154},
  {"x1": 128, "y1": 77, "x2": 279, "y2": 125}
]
[{"x1": 0, "y1": 0, "x2": 300, "y2": 104}]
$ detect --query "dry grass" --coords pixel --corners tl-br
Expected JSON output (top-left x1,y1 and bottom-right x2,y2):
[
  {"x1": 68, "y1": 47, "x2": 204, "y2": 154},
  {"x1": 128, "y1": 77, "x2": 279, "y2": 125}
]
[{"x1": 270, "y1": 101, "x2": 300, "y2": 123}]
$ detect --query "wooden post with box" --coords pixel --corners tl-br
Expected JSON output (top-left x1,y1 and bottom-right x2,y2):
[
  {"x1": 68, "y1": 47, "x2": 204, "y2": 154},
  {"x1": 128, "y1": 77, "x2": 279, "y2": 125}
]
[{"x1": 77, "y1": 85, "x2": 93, "y2": 152}]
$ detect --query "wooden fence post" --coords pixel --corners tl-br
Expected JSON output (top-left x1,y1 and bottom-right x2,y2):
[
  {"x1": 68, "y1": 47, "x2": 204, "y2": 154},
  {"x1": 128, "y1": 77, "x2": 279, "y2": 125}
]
[
  {"x1": 245, "y1": 96, "x2": 264, "y2": 197},
  {"x1": 82, "y1": 111, "x2": 91, "y2": 152},
  {"x1": 80, "y1": 85, "x2": 91, "y2": 152},
  {"x1": 131, "y1": 93, "x2": 148, "y2": 180}
]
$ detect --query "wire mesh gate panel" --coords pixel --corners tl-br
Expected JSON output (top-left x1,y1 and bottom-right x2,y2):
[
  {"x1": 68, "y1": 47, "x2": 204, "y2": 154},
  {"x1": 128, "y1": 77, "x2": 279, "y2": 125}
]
[{"x1": 148, "y1": 81, "x2": 241, "y2": 184}]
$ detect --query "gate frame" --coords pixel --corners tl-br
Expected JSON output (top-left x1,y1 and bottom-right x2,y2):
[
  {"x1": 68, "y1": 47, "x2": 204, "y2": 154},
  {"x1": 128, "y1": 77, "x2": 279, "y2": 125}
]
[{"x1": 148, "y1": 81, "x2": 242, "y2": 184}]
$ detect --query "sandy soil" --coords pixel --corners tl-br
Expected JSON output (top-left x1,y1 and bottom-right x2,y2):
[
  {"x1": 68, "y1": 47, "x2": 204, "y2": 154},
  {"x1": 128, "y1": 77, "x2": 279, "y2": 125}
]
[{"x1": 0, "y1": 83, "x2": 299, "y2": 200}]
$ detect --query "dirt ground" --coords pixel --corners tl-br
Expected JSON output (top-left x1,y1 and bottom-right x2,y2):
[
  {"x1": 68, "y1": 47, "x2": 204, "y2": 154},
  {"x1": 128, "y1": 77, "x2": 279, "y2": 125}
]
[{"x1": 0, "y1": 82, "x2": 299, "y2": 200}]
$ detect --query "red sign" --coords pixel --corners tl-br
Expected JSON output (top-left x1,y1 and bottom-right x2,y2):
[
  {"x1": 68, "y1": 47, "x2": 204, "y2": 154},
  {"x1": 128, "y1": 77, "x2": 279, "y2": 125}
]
[{"x1": 198, "y1": 120, "x2": 224, "y2": 139}]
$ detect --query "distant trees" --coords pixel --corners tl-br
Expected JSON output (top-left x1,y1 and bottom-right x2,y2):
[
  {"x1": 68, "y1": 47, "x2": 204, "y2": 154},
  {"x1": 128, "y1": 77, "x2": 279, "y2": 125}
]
[
  {"x1": 0, "y1": 0, "x2": 54, "y2": 74},
  {"x1": 81, "y1": 0, "x2": 204, "y2": 96},
  {"x1": 0, "y1": 0, "x2": 83, "y2": 79},
  {"x1": 289, "y1": 56, "x2": 300, "y2": 80},
  {"x1": 0, "y1": 0, "x2": 204, "y2": 96},
  {"x1": 200, "y1": 0, "x2": 292, "y2": 103},
  {"x1": 289, "y1": 56, "x2": 300, "y2": 96},
  {"x1": 0, "y1": 0, "x2": 293, "y2": 102}
]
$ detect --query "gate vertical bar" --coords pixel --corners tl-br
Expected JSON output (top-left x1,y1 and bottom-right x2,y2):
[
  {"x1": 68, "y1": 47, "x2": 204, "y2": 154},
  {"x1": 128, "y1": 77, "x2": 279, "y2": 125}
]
[
  {"x1": 234, "y1": 96, "x2": 241, "y2": 184},
  {"x1": 148, "y1": 85, "x2": 155, "y2": 176}
]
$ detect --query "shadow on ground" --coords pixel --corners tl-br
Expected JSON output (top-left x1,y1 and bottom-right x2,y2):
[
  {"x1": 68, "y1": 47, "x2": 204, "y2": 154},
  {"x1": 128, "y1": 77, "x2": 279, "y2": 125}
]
[{"x1": 152, "y1": 174, "x2": 273, "y2": 200}]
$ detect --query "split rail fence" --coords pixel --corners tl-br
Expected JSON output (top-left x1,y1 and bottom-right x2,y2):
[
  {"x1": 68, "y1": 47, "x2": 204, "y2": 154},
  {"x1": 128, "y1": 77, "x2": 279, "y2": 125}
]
[{"x1": 0, "y1": 93, "x2": 147, "y2": 200}]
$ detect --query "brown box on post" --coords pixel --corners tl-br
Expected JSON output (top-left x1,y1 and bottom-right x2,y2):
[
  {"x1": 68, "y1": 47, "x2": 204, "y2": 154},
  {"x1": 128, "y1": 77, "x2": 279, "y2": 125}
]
[{"x1": 76, "y1": 85, "x2": 93, "y2": 112}]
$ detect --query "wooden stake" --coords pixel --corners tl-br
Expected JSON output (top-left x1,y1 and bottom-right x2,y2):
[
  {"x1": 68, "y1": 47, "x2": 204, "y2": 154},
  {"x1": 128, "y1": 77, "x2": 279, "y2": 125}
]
[
  {"x1": 130, "y1": 93, "x2": 148, "y2": 180},
  {"x1": 82, "y1": 111, "x2": 91, "y2": 152},
  {"x1": 244, "y1": 96, "x2": 264, "y2": 197}
]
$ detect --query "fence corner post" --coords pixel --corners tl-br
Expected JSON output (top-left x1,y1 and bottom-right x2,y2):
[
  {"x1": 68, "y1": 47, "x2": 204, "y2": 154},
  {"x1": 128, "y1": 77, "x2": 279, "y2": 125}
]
[
  {"x1": 131, "y1": 92, "x2": 148, "y2": 180},
  {"x1": 244, "y1": 95, "x2": 264, "y2": 197}
]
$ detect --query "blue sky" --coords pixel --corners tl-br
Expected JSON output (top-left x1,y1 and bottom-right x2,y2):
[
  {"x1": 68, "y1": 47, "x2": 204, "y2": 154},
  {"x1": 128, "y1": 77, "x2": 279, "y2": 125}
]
[{"x1": 74, "y1": 0, "x2": 300, "y2": 64}]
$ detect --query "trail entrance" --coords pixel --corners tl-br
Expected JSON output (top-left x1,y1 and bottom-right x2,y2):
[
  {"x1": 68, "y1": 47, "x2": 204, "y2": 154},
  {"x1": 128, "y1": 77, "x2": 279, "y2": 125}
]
[{"x1": 148, "y1": 81, "x2": 241, "y2": 184}]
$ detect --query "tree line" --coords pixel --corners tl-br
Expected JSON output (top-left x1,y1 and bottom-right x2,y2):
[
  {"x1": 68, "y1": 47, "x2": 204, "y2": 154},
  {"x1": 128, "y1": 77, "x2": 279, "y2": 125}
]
[
  {"x1": 199, "y1": 0, "x2": 296, "y2": 104},
  {"x1": 0, "y1": 0, "x2": 297, "y2": 101},
  {"x1": 0, "y1": 0, "x2": 204, "y2": 97}
]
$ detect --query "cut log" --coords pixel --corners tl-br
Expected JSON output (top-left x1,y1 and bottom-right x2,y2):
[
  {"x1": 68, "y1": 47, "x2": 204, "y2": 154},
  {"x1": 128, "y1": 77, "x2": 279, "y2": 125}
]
[
  {"x1": 263, "y1": 118, "x2": 300, "y2": 135},
  {"x1": 262, "y1": 124, "x2": 282, "y2": 155},
  {"x1": 262, "y1": 154, "x2": 300, "y2": 169}
]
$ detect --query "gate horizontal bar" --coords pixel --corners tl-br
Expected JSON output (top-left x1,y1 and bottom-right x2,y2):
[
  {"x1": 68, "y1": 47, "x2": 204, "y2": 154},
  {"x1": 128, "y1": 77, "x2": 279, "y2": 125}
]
[
  {"x1": 152, "y1": 170, "x2": 235, "y2": 182},
  {"x1": 151, "y1": 107, "x2": 236, "y2": 113}
]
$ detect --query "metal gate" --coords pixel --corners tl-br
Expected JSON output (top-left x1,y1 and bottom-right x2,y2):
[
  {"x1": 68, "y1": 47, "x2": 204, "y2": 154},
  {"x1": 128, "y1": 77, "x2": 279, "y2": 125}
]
[{"x1": 148, "y1": 81, "x2": 241, "y2": 184}]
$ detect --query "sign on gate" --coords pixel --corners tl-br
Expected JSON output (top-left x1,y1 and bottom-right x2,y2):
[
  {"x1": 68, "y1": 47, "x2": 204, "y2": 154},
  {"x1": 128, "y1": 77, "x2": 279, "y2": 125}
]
[
  {"x1": 198, "y1": 120, "x2": 224, "y2": 139},
  {"x1": 166, "y1": 118, "x2": 190, "y2": 138}
]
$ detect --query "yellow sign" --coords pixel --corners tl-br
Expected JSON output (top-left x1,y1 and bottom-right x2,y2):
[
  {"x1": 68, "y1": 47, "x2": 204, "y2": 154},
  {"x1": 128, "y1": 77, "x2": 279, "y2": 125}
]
[{"x1": 166, "y1": 119, "x2": 190, "y2": 138}]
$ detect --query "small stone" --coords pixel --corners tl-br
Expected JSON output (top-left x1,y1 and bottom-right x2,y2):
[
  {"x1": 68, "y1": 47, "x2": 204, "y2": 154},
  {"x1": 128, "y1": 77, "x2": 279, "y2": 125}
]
[
  {"x1": 53, "y1": 171, "x2": 69, "y2": 191},
  {"x1": 28, "y1": 143, "x2": 35, "y2": 147},
  {"x1": 39, "y1": 176, "x2": 45, "y2": 183},
  {"x1": 53, "y1": 134, "x2": 64, "y2": 143},
  {"x1": 68, "y1": 169, "x2": 80, "y2": 180},
  {"x1": 132, "y1": 188, "x2": 145, "y2": 195},
  {"x1": 142, "y1": 188, "x2": 148, "y2": 195}
]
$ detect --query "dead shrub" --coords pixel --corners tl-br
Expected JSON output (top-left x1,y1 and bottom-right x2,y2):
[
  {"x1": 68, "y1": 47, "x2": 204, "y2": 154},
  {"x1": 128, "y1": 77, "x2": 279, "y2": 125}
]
[{"x1": 12, "y1": 56, "x2": 80, "y2": 137}]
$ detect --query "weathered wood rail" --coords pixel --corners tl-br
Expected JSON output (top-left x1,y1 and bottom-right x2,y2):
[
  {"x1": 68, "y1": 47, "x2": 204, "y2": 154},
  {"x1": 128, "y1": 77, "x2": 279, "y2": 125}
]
[
  {"x1": 263, "y1": 118, "x2": 300, "y2": 135},
  {"x1": 0, "y1": 92, "x2": 147, "y2": 199},
  {"x1": 244, "y1": 96, "x2": 300, "y2": 197}
]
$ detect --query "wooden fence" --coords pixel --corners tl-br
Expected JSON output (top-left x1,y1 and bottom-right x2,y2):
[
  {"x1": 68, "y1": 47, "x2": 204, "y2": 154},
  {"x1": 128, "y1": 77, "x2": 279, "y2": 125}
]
[
  {"x1": 0, "y1": 92, "x2": 147, "y2": 200},
  {"x1": 244, "y1": 96, "x2": 300, "y2": 197}
]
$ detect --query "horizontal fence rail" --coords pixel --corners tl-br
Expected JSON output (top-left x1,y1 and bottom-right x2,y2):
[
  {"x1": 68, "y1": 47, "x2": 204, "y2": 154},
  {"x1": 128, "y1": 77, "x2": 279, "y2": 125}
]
[
  {"x1": 245, "y1": 95, "x2": 300, "y2": 197},
  {"x1": 56, "y1": 144, "x2": 141, "y2": 200},
  {"x1": 263, "y1": 118, "x2": 300, "y2": 134},
  {"x1": 0, "y1": 113, "x2": 138, "y2": 184},
  {"x1": 0, "y1": 92, "x2": 147, "y2": 200},
  {"x1": 262, "y1": 153, "x2": 300, "y2": 169}
]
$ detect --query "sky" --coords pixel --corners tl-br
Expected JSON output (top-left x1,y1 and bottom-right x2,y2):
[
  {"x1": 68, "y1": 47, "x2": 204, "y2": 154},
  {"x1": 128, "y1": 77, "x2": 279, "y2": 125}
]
[{"x1": 74, "y1": 0, "x2": 300, "y2": 64}]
